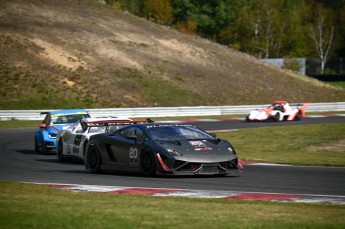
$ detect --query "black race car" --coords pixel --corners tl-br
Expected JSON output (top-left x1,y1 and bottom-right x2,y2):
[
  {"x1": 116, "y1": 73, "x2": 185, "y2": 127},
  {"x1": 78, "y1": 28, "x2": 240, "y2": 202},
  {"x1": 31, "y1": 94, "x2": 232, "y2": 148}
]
[{"x1": 84, "y1": 123, "x2": 240, "y2": 176}]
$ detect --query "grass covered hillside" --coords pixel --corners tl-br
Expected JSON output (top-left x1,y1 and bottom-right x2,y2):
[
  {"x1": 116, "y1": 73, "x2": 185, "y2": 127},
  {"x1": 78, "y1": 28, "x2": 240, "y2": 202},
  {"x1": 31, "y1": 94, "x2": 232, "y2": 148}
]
[{"x1": 0, "y1": 0, "x2": 344, "y2": 109}]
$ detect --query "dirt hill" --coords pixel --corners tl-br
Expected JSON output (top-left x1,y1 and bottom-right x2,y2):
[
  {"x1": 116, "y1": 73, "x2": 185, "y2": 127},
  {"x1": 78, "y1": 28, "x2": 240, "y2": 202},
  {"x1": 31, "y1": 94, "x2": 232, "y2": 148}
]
[{"x1": 0, "y1": 0, "x2": 344, "y2": 109}]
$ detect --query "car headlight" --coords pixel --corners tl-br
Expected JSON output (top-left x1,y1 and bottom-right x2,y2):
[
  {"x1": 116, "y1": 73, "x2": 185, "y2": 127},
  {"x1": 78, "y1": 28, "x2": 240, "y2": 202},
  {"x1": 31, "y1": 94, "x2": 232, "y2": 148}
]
[
  {"x1": 166, "y1": 148, "x2": 183, "y2": 156},
  {"x1": 49, "y1": 133, "x2": 57, "y2": 138}
]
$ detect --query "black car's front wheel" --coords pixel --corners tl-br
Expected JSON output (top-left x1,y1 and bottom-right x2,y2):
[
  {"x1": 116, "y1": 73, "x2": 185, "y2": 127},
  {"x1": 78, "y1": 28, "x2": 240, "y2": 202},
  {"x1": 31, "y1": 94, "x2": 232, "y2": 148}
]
[
  {"x1": 87, "y1": 146, "x2": 102, "y2": 173},
  {"x1": 141, "y1": 149, "x2": 156, "y2": 176}
]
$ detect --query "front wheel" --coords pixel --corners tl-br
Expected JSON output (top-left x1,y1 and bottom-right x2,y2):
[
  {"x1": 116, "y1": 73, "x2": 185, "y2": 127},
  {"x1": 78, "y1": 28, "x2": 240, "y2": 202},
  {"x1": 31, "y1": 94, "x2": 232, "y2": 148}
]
[
  {"x1": 141, "y1": 149, "x2": 156, "y2": 176},
  {"x1": 41, "y1": 142, "x2": 48, "y2": 154},
  {"x1": 34, "y1": 136, "x2": 40, "y2": 153},
  {"x1": 87, "y1": 146, "x2": 102, "y2": 173}
]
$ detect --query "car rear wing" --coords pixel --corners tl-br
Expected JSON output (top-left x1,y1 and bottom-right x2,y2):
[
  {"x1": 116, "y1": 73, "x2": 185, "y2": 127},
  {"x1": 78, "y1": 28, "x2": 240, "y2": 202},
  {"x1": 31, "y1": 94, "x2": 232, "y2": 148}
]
[
  {"x1": 82, "y1": 119, "x2": 148, "y2": 127},
  {"x1": 80, "y1": 119, "x2": 150, "y2": 132}
]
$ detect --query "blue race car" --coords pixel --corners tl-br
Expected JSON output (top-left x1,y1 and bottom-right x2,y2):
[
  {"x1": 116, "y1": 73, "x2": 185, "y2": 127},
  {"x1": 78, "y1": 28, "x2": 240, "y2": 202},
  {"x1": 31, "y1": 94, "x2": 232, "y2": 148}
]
[{"x1": 35, "y1": 109, "x2": 90, "y2": 153}]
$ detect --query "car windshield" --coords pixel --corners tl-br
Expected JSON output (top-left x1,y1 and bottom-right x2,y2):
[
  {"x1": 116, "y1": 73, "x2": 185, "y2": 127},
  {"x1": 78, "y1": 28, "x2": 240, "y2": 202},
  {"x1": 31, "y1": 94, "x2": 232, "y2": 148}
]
[
  {"x1": 51, "y1": 114, "x2": 90, "y2": 125},
  {"x1": 108, "y1": 124, "x2": 128, "y2": 131},
  {"x1": 147, "y1": 126, "x2": 215, "y2": 141}
]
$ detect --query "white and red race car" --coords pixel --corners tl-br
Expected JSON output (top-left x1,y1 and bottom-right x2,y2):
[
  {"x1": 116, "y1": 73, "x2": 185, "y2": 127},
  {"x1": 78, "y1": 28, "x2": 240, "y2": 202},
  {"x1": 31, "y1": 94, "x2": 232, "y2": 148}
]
[{"x1": 246, "y1": 101, "x2": 308, "y2": 122}]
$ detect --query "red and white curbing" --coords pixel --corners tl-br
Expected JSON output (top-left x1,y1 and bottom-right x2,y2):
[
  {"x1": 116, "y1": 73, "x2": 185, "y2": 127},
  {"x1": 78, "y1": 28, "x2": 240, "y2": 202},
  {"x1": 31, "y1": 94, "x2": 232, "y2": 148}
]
[{"x1": 33, "y1": 182, "x2": 345, "y2": 205}]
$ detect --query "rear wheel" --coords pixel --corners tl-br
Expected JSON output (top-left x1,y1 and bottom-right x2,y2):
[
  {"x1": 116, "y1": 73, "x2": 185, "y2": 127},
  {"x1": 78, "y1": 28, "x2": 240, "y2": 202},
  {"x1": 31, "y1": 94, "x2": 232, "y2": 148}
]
[
  {"x1": 141, "y1": 149, "x2": 156, "y2": 176},
  {"x1": 294, "y1": 111, "x2": 302, "y2": 121},
  {"x1": 87, "y1": 146, "x2": 101, "y2": 173},
  {"x1": 275, "y1": 113, "x2": 280, "y2": 121},
  {"x1": 267, "y1": 116, "x2": 275, "y2": 122}
]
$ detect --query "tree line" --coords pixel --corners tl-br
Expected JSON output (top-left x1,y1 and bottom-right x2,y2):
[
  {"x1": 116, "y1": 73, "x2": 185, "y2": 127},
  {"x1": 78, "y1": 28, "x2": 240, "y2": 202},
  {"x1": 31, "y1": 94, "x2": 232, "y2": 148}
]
[{"x1": 105, "y1": 0, "x2": 345, "y2": 74}]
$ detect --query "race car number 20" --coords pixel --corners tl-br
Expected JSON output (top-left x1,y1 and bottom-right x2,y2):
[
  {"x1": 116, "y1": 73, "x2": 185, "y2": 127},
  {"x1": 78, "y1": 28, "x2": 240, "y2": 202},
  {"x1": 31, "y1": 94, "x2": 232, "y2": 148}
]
[{"x1": 129, "y1": 147, "x2": 138, "y2": 164}]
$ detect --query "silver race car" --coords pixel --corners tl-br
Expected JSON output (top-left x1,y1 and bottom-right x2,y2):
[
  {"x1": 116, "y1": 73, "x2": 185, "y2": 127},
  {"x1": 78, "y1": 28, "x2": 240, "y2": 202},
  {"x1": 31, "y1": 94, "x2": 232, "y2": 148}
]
[{"x1": 56, "y1": 117, "x2": 141, "y2": 162}]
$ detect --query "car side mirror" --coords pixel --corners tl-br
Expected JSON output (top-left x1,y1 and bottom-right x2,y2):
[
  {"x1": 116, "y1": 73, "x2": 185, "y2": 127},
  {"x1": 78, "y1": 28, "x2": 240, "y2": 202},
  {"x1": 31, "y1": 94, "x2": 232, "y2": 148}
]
[
  {"x1": 209, "y1": 133, "x2": 216, "y2": 138},
  {"x1": 39, "y1": 123, "x2": 47, "y2": 128}
]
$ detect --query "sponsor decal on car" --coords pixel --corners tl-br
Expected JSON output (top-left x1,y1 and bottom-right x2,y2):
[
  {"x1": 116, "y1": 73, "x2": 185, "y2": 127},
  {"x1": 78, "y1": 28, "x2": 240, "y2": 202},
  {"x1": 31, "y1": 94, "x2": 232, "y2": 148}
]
[{"x1": 189, "y1": 141, "x2": 213, "y2": 151}]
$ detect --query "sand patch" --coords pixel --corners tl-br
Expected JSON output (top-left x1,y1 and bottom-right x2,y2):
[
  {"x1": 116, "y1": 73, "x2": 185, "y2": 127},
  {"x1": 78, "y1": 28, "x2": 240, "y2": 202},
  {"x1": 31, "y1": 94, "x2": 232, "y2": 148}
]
[
  {"x1": 31, "y1": 38, "x2": 87, "y2": 70},
  {"x1": 307, "y1": 139, "x2": 345, "y2": 153}
]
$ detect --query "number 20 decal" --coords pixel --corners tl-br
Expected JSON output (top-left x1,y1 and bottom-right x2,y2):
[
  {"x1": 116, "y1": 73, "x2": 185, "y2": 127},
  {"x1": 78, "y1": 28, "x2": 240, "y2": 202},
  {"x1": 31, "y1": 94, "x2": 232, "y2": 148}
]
[{"x1": 129, "y1": 147, "x2": 139, "y2": 164}]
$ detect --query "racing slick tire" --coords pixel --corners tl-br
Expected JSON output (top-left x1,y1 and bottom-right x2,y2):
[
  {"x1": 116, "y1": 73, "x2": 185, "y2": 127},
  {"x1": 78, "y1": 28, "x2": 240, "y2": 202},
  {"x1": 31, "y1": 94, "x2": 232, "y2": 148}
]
[
  {"x1": 141, "y1": 149, "x2": 156, "y2": 176},
  {"x1": 57, "y1": 139, "x2": 65, "y2": 162},
  {"x1": 87, "y1": 146, "x2": 102, "y2": 173},
  {"x1": 41, "y1": 142, "x2": 48, "y2": 154},
  {"x1": 34, "y1": 137, "x2": 40, "y2": 153},
  {"x1": 273, "y1": 113, "x2": 280, "y2": 122}
]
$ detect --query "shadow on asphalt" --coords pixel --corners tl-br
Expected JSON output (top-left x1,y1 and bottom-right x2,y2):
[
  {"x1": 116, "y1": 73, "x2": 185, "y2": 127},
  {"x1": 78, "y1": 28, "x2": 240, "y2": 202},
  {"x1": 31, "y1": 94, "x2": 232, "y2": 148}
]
[
  {"x1": 16, "y1": 149, "x2": 55, "y2": 155},
  {"x1": 36, "y1": 158, "x2": 84, "y2": 165}
]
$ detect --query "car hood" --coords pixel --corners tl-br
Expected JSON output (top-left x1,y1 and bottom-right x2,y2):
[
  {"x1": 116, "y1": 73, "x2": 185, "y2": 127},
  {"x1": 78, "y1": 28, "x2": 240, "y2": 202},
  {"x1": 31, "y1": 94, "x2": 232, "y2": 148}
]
[{"x1": 157, "y1": 139, "x2": 234, "y2": 161}]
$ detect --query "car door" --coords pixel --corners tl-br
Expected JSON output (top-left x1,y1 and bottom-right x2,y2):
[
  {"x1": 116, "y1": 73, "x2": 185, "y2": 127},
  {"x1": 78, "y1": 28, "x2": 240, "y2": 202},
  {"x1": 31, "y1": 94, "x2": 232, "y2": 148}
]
[
  {"x1": 108, "y1": 127, "x2": 146, "y2": 170},
  {"x1": 65, "y1": 123, "x2": 85, "y2": 155}
]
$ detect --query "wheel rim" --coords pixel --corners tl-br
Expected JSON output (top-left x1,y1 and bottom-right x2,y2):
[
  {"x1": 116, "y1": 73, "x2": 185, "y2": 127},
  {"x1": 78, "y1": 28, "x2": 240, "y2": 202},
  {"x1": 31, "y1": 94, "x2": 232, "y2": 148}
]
[{"x1": 142, "y1": 153, "x2": 153, "y2": 174}]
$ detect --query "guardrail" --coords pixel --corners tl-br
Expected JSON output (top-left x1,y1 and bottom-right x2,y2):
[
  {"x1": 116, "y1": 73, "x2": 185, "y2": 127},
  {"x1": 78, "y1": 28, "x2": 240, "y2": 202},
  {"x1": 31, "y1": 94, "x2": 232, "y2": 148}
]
[{"x1": 0, "y1": 102, "x2": 344, "y2": 121}]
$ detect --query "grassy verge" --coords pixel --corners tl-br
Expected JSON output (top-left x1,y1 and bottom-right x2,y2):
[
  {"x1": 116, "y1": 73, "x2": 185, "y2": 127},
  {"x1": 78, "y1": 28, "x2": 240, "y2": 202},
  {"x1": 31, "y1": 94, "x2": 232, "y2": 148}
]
[
  {"x1": 0, "y1": 120, "x2": 41, "y2": 129},
  {"x1": 0, "y1": 181, "x2": 344, "y2": 229},
  {"x1": 216, "y1": 123, "x2": 345, "y2": 166},
  {"x1": 329, "y1": 81, "x2": 345, "y2": 88}
]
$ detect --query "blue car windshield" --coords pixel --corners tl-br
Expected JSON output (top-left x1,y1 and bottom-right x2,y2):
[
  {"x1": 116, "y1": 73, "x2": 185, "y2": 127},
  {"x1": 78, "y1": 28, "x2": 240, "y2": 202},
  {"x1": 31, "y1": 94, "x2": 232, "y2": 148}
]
[
  {"x1": 51, "y1": 114, "x2": 90, "y2": 125},
  {"x1": 147, "y1": 126, "x2": 214, "y2": 141}
]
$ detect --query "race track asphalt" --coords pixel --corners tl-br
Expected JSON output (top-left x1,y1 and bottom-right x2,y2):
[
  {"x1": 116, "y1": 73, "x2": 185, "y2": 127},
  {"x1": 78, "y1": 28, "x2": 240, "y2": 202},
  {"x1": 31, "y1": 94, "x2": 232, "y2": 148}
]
[{"x1": 0, "y1": 116, "x2": 345, "y2": 196}]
